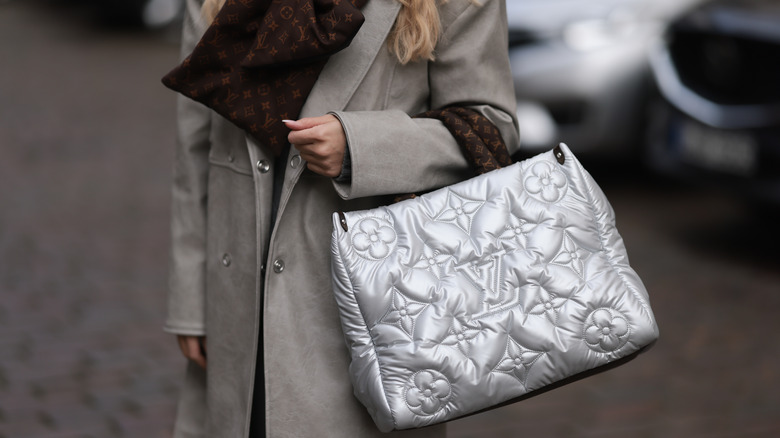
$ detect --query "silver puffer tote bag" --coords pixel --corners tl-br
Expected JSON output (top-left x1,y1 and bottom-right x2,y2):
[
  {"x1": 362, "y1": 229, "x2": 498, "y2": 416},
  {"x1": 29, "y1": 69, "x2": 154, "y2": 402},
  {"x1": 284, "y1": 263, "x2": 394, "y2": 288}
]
[{"x1": 330, "y1": 144, "x2": 659, "y2": 432}]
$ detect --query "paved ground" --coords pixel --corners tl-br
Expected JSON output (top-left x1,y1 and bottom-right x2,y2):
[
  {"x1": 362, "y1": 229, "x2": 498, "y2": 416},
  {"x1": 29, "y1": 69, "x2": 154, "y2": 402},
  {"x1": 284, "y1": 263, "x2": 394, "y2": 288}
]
[{"x1": 1, "y1": 1, "x2": 779, "y2": 437}]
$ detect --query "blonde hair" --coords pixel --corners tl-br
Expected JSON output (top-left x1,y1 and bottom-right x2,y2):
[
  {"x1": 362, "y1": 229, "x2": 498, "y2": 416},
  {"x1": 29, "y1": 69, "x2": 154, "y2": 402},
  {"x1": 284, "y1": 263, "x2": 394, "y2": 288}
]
[
  {"x1": 200, "y1": 0, "x2": 225, "y2": 24},
  {"x1": 200, "y1": 0, "x2": 447, "y2": 64},
  {"x1": 388, "y1": 0, "x2": 443, "y2": 64}
]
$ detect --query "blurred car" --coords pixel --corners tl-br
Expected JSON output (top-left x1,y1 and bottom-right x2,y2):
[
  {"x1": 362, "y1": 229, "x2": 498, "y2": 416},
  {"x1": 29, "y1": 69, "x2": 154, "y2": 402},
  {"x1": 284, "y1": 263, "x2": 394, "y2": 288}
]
[
  {"x1": 646, "y1": 0, "x2": 780, "y2": 203},
  {"x1": 507, "y1": 0, "x2": 702, "y2": 157}
]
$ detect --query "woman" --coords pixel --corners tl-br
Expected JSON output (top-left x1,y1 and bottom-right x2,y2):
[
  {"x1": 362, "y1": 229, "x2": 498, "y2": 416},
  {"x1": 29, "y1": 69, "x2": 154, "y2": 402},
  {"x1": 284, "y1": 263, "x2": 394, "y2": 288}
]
[{"x1": 164, "y1": 0, "x2": 519, "y2": 436}]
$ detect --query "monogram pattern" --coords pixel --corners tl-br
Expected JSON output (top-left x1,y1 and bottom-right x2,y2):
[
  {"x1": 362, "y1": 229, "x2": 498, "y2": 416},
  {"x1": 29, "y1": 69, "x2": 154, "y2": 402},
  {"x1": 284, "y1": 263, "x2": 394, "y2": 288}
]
[
  {"x1": 433, "y1": 191, "x2": 484, "y2": 235},
  {"x1": 418, "y1": 107, "x2": 513, "y2": 175},
  {"x1": 410, "y1": 245, "x2": 452, "y2": 279},
  {"x1": 332, "y1": 145, "x2": 659, "y2": 430},
  {"x1": 441, "y1": 317, "x2": 481, "y2": 356},
  {"x1": 351, "y1": 217, "x2": 396, "y2": 260},
  {"x1": 492, "y1": 337, "x2": 544, "y2": 388},
  {"x1": 524, "y1": 161, "x2": 568, "y2": 203},
  {"x1": 162, "y1": 0, "x2": 367, "y2": 156},
  {"x1": 378, "y1": 288, "x2": 428, "y2": 338},
  {"x1": 583, "y1": 308, "x2": 631, "y2": 353},
  {"x1": 403, "y1": 370, "x2": 452, "y2": 417}
]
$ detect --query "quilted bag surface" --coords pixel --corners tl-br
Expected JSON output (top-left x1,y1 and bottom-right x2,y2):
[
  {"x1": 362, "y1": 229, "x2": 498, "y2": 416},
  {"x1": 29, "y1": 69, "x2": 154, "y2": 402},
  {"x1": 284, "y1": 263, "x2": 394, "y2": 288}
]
[{"x1": 330, "y1": 144, "x2": 659, "y2": 432}]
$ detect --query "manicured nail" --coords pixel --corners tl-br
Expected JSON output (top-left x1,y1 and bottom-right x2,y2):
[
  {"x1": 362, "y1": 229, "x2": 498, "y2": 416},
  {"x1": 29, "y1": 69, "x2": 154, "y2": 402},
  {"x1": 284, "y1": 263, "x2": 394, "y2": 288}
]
[{"x1": 282, "y1": 119, "x2": 295, "y2": 123}]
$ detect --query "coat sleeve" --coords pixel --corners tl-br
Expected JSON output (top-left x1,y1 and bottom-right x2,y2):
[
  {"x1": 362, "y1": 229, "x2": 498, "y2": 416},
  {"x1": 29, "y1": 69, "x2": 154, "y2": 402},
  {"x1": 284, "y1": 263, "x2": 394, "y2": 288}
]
[
  {"x1": 165, "y1": 0, "x2": 211, "y2": 336},
  {"x1": 330, "y1": 0, "x2": 519, "y2": 200}
]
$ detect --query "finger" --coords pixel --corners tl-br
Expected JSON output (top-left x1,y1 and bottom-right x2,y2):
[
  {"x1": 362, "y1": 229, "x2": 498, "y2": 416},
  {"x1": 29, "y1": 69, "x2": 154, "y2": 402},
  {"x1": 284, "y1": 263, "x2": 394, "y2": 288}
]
[
  {"x1": 300, "y1": 141, "x2": 344, "y2": 169},
  {"x1": 177, "y1": 336, "x2": 207, "y2": 369},
  {"x1": 185, "y1": 337, "x2": 207, "y2": 369},
  {"x1": 287, "y1": 128, "x2": 317, "y2": 146},
  {"x1": 283, "y1": 114, "x2": 336, "y2": 131},
  {"x1": 298, "y1": 143, "x2": 332, "y2": 160},
  {"x1": 288, "y1": 123, "x2": 333, "y2": 145},
  {"x1": 289, "y1": 119, "x2": 346, "y2": 146},
  {"x1": 282, "y1": 119, "x2": 308, "y2": 131}
]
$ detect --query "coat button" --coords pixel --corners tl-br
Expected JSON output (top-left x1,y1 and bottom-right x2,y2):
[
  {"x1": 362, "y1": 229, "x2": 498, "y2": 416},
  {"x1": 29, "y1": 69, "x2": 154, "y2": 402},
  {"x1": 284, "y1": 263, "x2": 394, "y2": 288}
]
[
  {"x1": 222, "y1": 253, "x2": 231, "y2": 267},
  {"x1": 272, "y1": 258, "x2": 285, "y2": 273},
  {"x1": 256, "y1": 159, "x2": 271, "y2": 173},
  {"x1": 290, "y1": 155, "x2": 302, "y2": 169}
]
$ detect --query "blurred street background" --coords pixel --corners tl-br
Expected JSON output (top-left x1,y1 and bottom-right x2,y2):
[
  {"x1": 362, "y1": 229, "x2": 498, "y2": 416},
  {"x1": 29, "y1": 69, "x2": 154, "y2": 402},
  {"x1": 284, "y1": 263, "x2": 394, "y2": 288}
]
[{"x1": 1, "y1": 0, "x2": 779, "y2": 437}]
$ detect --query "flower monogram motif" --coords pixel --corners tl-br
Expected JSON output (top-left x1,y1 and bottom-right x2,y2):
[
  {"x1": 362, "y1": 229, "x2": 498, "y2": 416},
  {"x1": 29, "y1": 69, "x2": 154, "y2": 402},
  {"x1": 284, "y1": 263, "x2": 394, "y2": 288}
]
[
  {"x1": 551, "y1": 232, "x2": 590, "y2": 277},
  {"x1": 583, "y1": 308, "x2": 631, "y2": 353},
  {"x1": 524, "y1": 161, "x2": 568, "y2": 203},
  {"x1": 528, "y1": 287, "x2": 568, "y2": 325},
  {"x1": 380, "y1": 289, "x2": 428, "y2": 338},
  {"x1": 404, "y1": 370, "x2": 452, "y2": 417},
  {"x1": 434, "y1": 190, "x2": 484, "y2": 234},
  {"x1": 351, "y1": 217, "x2": 397, "y2": 260},
  {"x1": 498, "y1": 214, "x2": 538, "y2": 249},
  {"x1": 441, "y1": 318, "x2": 481, "y2": 356},
  {"x1": 493, "y1": 337, "x2": 543, "y2": 387},
  {"x1": 411, "y1": 245, "x2": 452, "y2": 279}
]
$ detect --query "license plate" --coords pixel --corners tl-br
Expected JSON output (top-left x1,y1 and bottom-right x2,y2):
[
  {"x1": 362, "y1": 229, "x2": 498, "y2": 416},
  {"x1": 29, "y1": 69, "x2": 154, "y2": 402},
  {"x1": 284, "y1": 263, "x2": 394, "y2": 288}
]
[{"x1": 677, "y1": 121, "x2": 758, "y2": 176}]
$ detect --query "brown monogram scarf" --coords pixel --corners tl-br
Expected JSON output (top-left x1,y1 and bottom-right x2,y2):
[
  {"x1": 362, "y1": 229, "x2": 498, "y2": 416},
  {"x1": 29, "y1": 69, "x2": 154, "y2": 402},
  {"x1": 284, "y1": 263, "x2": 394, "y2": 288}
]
[
  {"x1": 162, "y1": 0, "x2": 368, "y2": 156},
  {"x1": 162, "y1": 0, "x2": 513, "y2": 176},
  {"x1": 419, "y1": 107, "x2": 513, "y2": 175}
]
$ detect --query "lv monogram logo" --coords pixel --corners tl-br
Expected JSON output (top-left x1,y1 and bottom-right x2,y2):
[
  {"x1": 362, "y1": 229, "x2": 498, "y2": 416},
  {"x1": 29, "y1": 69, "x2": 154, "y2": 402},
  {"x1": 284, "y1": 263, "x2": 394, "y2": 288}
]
[
  {"x1": 325, "y1": 12, "x2": 341, "y2": 28},
  {"x1": 454, "y1": 250, "x2": 518, "y2": 318},
  {"x1": 297, "y1": 26, "x2": 310, "y2": 42},
  {"x1": 224, "y1": 89, "x2": 239, "y2": 106},
  {"x1": 262, "y1": 113, "x2": 276, "y2": 130},
  {"x1": 255, "y1": 32, "x2": 270, "y2": 50},
  {"x1": 285, "y1": 71, "x2": 301, "y2": 86}
]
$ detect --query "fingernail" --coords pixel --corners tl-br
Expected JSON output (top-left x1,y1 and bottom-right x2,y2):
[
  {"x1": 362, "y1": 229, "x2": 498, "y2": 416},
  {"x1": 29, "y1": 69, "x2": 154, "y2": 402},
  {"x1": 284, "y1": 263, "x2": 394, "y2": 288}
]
[{"x1": 282, "y1": 119, "x2": 295, "y2": 123}]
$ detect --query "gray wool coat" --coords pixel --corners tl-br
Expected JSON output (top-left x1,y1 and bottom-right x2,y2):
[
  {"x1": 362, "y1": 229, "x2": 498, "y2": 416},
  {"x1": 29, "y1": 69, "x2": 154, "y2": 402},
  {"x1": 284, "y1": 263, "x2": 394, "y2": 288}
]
[{"x1": 164, "y1": 0, "x2": 520, "y2": 436}]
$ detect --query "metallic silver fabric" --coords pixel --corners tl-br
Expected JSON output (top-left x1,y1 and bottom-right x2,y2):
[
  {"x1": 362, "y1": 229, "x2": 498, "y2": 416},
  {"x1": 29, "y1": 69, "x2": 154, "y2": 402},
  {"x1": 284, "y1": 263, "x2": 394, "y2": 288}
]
[{"x1": 330, "y1": 144, "x2": 659, "y2": 432}]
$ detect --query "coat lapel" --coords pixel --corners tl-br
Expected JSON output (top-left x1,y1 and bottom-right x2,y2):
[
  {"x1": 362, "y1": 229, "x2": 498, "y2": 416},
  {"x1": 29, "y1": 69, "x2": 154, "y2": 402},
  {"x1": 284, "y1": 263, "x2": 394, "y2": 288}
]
[
  {"x1": 268, "y1": 0, "x2": 400, "y2": 226},
  {"x1": 299, "y1": 0, "x2": 402, "y2": 118}
]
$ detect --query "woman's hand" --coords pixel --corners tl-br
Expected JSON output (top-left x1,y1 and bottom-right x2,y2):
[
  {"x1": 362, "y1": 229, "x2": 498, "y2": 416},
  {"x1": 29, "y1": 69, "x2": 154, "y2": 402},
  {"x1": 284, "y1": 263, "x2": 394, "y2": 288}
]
[
  {"x1": 177, "y1": 335, "x2": 207, "y2": 369},
  {"x1": 285, "y1": 115, "x2": 346, "y2": 178}
]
